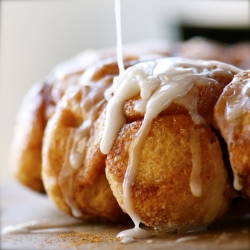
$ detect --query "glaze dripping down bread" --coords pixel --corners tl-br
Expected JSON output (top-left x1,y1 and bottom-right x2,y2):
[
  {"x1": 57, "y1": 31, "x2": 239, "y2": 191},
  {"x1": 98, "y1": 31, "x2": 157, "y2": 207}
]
[
  {"x1": 9, "y1": 38, "x2": 250, "y2": 233},
  {"x1": 103, "y1": 57, "x2": 240, "y2": 233},
  {"x1": 10, "y1": 42, "x2": 170, "y2": 194}
]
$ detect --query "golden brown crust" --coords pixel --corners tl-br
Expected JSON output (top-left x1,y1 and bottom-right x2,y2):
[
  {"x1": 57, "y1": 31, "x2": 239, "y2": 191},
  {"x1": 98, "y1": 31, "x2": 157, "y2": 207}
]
[
  {"x1": 106, "y1": 115, "x2": 232, "y2": 231},
  {"x1": 10, "y1": 82, "x2": 46, "y2": 193}
]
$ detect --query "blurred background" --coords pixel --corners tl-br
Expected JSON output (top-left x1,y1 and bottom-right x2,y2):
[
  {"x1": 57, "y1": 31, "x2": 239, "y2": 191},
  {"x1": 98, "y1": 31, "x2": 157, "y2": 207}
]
[{"x1": 0, "y1": 0, "x2": 249, "y2": 183}]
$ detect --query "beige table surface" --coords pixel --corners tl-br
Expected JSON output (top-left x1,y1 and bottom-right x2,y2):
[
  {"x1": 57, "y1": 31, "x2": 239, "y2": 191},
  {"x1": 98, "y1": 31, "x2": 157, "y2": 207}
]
[{"x1": 1, "y1": 180, "x2": 250, "y2": 250}]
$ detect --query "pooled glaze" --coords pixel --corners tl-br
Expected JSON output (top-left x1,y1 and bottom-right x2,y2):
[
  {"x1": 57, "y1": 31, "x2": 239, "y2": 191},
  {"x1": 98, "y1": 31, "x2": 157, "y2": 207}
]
[
  {"x1": 1, "y1": 219, "x2": 81, "y2": 235},
  {"x1": 100, "y1": 57, "x2": 241, "y2": 239}
]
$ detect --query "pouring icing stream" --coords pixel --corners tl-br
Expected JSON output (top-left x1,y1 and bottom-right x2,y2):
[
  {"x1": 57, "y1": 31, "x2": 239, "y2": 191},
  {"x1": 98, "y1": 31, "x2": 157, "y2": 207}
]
[{"x1": 115, "y1": 0, "x2": 125, "y2": 74}]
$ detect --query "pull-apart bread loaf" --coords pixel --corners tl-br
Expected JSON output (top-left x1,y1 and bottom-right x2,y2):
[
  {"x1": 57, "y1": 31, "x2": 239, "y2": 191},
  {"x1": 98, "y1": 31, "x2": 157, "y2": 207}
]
[{"x1": 9, "y1": 39, "x2": 250, "y2": 231}]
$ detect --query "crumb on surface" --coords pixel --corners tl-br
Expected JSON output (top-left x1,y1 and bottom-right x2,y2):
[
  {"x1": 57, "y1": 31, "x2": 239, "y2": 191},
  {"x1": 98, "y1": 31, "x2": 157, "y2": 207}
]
[{"x1": 49, "y1": 232, "x2": 119, "y2": 247}]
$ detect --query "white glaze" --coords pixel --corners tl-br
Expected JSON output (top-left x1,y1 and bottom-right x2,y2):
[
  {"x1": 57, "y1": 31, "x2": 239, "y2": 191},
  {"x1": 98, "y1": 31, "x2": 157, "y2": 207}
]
[
  {"x1": 58, "y1": 128, "x2": 83, "y2": 218},
  {"x1": 117, "y1": 226, "x2": 151, "y2": 242},
  {"x1": 120, "y1": 237, "x2": 136, "y2": 244},
  {"x1": 101, "y1": 58, "x2": 241, "y2": 154},
  {"x1": 115, "y1": 0, "x2": 124, "y2": 74},
  {"x1": 100, "y1": 57, "x2": 241, "y2": 239}
]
